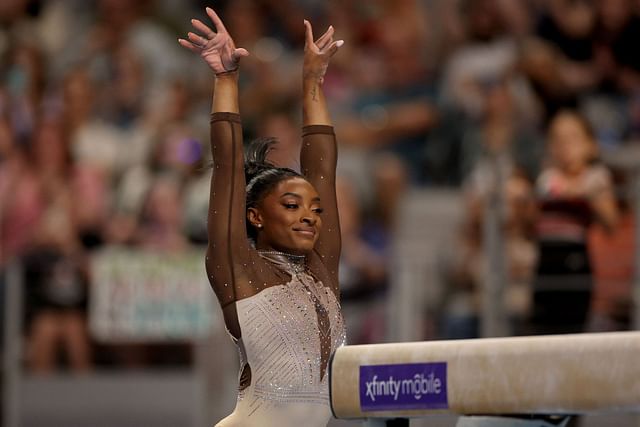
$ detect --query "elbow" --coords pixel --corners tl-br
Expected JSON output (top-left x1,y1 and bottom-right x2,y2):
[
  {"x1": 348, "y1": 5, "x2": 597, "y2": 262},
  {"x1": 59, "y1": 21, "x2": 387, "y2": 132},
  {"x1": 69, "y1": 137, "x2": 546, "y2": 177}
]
[{"x1": 598, "y1": 207, "x2": 621, "y2": 234}]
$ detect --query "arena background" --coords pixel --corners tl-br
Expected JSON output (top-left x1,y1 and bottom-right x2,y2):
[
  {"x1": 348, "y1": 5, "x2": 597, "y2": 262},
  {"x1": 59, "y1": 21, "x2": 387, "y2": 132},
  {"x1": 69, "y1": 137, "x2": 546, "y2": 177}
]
[{"x1": 1, "y1": 0, "x2": 640, "y2": 425}]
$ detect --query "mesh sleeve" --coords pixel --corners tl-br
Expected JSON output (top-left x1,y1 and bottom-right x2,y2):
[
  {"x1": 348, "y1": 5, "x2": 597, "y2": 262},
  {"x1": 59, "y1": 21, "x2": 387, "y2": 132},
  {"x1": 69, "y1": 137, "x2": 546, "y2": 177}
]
[
  {"x1": 205, "y1": 112, "x2": 252, "y2": 307},
  {"x1": 300, "y1": 125, "x2": 341, "y2": 291}
]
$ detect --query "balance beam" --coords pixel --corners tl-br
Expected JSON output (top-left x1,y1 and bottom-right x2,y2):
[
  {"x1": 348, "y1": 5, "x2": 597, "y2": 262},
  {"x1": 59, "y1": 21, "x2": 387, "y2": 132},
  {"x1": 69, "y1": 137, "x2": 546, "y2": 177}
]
[{"x1": 330, "y1": 331, "x2": 640, "y2": 420}]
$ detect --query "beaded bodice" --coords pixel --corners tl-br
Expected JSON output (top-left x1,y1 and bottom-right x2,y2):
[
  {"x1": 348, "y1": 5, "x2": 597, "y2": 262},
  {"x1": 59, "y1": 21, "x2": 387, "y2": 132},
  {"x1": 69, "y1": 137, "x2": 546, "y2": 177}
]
[{"x1": 234, "y1": 251, "x2": 346, "y2": 412}]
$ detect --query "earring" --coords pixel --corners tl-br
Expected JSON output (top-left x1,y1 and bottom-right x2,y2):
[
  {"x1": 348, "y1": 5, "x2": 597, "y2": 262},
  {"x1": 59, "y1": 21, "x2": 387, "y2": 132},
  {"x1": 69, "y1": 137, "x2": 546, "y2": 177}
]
[{"x1": 256, "y1": 224, "x2": 262, "y2": 229}]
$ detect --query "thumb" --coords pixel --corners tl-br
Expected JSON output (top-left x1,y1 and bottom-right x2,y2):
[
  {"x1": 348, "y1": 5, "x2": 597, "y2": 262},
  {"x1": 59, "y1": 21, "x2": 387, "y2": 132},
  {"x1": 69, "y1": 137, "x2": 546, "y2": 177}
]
[
  {"x1": 325, "y1": 39, "x2": 344, "y2": 57},
  {"x1": 234, "y1": 47, "x2": 250, "y2": 58}
]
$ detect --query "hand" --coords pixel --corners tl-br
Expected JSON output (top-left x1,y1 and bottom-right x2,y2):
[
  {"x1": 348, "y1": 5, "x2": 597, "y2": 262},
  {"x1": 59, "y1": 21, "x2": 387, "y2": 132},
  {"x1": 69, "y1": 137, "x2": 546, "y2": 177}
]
[
  {"x1": 303, "y1": 20, "x2": 343, "y2": 84},
  {"x1": 178, "y1": 7, "x2": 249, "y2": 74}
]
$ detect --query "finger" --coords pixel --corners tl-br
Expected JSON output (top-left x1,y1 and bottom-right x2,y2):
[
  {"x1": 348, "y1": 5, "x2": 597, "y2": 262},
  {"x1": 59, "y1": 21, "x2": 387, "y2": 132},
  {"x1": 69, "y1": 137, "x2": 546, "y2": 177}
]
[
  {"x1": 317, "y1": 33, "x2": 333, "y2": 51},
  {"x1": 178, "y1": 38, "x2": 201, "y2": 53},
  {"x1": 191, "y1": 18, "x2": 215, "y2": 38},
  {"x1": 304, "y1": 19, "x2": 315, "y2": 47},
  {"x1": 206, "y1": 7, "x2": 228, "y2": 34},
  {"x1": 315, "y1": 25, "x2": 334, "y2": 50},
  {"x1": 324, "y1": 39, "x2": 344, "y2": 57},
  {"x1": 187, "y1": 31, "x2": 207, "y2": 47}
]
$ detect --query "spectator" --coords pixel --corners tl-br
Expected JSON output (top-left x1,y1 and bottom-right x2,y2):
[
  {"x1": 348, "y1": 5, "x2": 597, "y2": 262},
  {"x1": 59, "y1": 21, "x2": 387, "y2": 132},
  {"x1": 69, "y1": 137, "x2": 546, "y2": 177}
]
[
  {"x1": 23, "y1": 116, "x2": 92, "y2": 374},
  {"x1": 136, "y1": 175, "x2": 188, "y2": 252},
  {"x1": 337, "y1": 176, "x2": 388, "y2": 344},
  {"x1": 587, "y1": 169, "x2": 634, "y2": 332},
  {"x1": 594, "y1": 0, "x2": 640, "y2": 94},
  {"x1": 0, "y1": 115, "x2": 43, "y2": 269},
  {"x1": 336, "y1": 0, "x2": 439, "y2": 184},
  {"x1": 337, "y1": 156, "x2": 405, "y2": 344},
  {"x1": 530, "y1": 109, "x2": 619, "y2": 335},
  {"x1": 535, "y1": 0, "x2": 600, "y2": 92},
  {"x1": 441, "y1": 0, "x2": 519, "y2": 120},
  {"x1": 443, "y1": 102, "x2": 538, "y2": 339}
]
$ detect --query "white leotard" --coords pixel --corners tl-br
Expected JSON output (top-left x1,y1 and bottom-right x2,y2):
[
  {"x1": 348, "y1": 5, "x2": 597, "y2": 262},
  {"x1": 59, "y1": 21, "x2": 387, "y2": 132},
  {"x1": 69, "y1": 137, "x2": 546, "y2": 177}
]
[{"x1": 216, "y1": 253, "x2": 346, "y2": 427}]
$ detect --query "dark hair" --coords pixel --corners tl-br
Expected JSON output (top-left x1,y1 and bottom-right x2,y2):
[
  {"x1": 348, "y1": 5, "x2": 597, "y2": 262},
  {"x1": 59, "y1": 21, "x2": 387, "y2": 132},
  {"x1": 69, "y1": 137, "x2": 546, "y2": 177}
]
[
  {"x1": 550, "y1": 109, "x2": 595, "y2": 140},
  {"x1": 548, "y1": 108, "x2": 599, "y2": 164},
  {"x1": 245, "y1": 137, "x2": 303, "y2": 240}
]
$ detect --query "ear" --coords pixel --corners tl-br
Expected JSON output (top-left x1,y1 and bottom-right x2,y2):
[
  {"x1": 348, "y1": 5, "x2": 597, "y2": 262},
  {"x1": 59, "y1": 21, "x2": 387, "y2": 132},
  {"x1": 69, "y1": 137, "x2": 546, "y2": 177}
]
[{"x1": 247, "y1": 207, "x2": 263, "y2": 229}]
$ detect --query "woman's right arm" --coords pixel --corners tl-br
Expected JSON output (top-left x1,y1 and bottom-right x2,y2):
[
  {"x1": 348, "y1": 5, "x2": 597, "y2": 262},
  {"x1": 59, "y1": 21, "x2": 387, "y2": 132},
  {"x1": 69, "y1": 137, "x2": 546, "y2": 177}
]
[
  {"x1": 179, "y1": 8, "x2": 250, "y2": 307},
  {"x1": 207, "y1": 73, "x2": 249, "y2": 307}
]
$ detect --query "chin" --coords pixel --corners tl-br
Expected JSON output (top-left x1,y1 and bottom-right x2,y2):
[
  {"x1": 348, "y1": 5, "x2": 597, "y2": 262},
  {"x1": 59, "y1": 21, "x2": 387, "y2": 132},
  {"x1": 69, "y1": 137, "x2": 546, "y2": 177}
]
[
  {"x1": 288, "y1": 240, "x2": 316, "y2": 255},
  {"x1": 293, "y1": 244, "x2": 315, "y2": 255}
]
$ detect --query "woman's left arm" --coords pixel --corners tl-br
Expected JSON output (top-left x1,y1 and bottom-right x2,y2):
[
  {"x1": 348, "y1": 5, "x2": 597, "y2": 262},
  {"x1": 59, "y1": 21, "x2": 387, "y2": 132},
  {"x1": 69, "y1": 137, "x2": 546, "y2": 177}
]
[
  {"x1": 591, "y1": 188, "x2": 619, "y2": 232},
  {"x1": 588, "y1": 166, "x2": 619, "y2": 231},
  {"x1": 300, "y1": 20, "x2": 343, "y2": 284}
]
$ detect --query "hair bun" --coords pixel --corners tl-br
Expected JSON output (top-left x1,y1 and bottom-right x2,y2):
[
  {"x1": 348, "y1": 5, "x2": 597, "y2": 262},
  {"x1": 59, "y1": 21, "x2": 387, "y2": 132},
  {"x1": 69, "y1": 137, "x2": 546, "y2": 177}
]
[{"x1": 245, "y1": 137, "x2": 278, "y2": 184}]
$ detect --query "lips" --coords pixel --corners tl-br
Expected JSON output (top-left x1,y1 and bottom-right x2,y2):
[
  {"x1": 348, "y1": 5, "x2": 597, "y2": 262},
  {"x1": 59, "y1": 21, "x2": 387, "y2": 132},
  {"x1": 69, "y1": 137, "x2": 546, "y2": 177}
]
[{"x1": 293, "y1": 227, "x2": 316, "y2": 238}]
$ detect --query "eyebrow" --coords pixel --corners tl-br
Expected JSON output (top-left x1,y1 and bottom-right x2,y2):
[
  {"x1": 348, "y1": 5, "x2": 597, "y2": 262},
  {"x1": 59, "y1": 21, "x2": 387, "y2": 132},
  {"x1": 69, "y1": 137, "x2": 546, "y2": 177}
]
[{"x1": 280, "y1": 192, "x2": 321, "y2": 202}]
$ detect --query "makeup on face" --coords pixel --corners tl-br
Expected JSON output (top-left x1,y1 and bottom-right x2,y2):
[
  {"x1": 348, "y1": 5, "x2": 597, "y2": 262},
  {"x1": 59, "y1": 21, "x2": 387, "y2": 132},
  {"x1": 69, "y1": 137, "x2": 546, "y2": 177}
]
[{"x1": 252, "y1": 178, "x2": 323, "y2": 254}]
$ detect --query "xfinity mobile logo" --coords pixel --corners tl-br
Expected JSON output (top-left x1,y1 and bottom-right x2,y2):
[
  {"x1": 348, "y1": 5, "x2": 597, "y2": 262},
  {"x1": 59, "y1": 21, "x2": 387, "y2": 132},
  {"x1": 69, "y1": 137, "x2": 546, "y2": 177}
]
[
  {"x1": 365, "y1": 372, "x2": 443, "y2": 401},
  {"x1": 359, "y1": 363, "x2": 448, "y2": 411}
]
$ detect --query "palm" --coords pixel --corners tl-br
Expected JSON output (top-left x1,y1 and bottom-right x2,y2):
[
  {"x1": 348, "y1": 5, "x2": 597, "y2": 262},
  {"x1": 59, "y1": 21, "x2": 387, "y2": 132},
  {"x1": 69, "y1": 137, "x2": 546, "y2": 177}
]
[
  {"x1": 303, "y1": 20, "x2": 342, "y2": 81},
  {"x1": 178, "y1": 7, "x2": 248, "y2": 74},
  {"x1": 201, "y1": 33, "x2": 238, "y2": 73}
]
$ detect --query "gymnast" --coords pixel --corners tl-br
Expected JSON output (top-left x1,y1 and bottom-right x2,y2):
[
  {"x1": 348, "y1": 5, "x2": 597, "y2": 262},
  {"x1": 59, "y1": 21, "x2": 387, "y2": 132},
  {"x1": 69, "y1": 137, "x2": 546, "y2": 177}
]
[{"x1": 179, "y1": 7, "x2": 346, "y2": 427}]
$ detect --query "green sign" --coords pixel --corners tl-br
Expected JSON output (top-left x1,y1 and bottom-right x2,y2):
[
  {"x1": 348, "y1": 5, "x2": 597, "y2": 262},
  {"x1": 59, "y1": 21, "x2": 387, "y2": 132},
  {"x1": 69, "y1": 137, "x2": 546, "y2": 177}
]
[{"x1": 89, "y1": 247, "x2": 217, "y2": 342}]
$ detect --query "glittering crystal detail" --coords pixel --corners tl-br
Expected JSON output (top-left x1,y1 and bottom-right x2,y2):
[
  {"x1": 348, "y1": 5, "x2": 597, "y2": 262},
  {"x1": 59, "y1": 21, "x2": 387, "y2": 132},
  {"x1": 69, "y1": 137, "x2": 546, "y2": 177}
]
[{"x1": 231, "y1": 252, "x2": 346, "y2": 417}]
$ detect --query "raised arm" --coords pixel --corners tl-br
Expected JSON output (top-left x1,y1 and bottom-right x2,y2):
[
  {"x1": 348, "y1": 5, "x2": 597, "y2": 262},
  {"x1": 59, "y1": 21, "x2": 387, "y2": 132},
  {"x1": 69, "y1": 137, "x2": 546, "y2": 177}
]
[
  {"x1": 300, "y1": 21, "x2": 343, "y2": 284},
  {"x1": 179, "y1": 8, "x2": 250, "y2": 307}
]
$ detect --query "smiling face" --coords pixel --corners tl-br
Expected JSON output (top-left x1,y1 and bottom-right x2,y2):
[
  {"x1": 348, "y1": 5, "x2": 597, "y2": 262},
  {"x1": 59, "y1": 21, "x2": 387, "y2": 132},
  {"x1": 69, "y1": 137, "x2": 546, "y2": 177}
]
[
  {"x1": 248, "y1": 177, "x2": 323, "y2": 255},
  {"x1": 548, "y1": 111, "x2": 597, "y2": 175}
]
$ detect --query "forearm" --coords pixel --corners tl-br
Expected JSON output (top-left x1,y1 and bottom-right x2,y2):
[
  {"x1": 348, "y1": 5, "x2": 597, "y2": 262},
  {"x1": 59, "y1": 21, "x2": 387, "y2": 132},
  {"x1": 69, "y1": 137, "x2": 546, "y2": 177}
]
[
  {"x1": 303, "y1": 75, "x2": 331, "y2": 126},
  {"x1": 208, "y1": 70, "x2": 245, "y2": 247},
  {"x1": 301, "y1": 73, "x2": 337, "y2": 176},
  {"x1": 592, "y1": 192, "x2": 619, "y2": 232},
  {"x1": 212, "y1": 71, "x2": 240, "y2": 114}
]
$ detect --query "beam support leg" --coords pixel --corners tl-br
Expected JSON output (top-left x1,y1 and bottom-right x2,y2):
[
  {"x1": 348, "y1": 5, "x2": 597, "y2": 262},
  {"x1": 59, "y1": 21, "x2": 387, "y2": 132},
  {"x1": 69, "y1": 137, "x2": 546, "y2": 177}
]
[{"x1": 363, "y1": 418, "x2": 410, "y2": 426}]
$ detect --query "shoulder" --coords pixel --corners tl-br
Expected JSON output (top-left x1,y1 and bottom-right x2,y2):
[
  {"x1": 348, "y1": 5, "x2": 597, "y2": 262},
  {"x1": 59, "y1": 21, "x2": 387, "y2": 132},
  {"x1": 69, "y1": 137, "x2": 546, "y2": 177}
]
[
  {"x1": 582, "y1": 164, "x2": 613, "y2": 195},
  {"x1": 536, "y1": 167, "x2": 561, "y2": 196},
  {"x1": 583, "y1": 164, "x2": 612, "y2": 183}
]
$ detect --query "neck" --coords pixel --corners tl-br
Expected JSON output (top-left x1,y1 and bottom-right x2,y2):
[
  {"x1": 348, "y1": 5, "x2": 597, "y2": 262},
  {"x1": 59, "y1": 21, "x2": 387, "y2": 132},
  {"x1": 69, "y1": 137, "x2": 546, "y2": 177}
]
[
  {"x1": 254, "y1": 240, "x2": 307, "y2": 258},
  {"x1": 256, "y1": 248, "x2": 307, "y2": 274},
  {"x1": 561, "y1": 163, "x2": 588, "y2": 178},
  {"x1": 256, "y1": 248, "x2": 306, "y2": 260}
]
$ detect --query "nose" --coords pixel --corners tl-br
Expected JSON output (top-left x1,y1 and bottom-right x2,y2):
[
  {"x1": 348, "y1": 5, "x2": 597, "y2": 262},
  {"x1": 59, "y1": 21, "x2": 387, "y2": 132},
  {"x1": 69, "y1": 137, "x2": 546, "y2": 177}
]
[{"x1": 301, "y1": 211, "x2": 316, "y2": 226}]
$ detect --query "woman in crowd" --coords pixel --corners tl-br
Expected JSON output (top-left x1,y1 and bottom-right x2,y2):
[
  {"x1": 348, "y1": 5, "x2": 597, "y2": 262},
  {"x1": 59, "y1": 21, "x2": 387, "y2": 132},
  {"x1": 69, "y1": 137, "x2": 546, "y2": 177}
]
[
  {"x1": 531, "y1": 109, "x2": 618, "y2": 334},
  {"x1": 179, "y1": 8, "x2": 345, "y2": 426}
]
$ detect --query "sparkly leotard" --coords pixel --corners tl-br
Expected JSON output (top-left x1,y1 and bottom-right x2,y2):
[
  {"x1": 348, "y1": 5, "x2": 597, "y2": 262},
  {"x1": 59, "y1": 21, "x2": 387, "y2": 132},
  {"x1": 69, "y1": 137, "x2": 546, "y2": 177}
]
[{"x1": 206, "y1": 113, "x2": 345, "y2": 427}]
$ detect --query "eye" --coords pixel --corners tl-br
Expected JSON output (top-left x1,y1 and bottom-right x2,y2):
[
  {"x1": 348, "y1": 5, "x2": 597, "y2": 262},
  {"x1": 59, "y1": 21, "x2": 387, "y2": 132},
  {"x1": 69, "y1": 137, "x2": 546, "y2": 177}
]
[
  {"x1": 284, "y1": 203, "x2": 298, "y2": 209},
  {"x1": 313, "y1": 207, "x2": 324, "y2": 214}
]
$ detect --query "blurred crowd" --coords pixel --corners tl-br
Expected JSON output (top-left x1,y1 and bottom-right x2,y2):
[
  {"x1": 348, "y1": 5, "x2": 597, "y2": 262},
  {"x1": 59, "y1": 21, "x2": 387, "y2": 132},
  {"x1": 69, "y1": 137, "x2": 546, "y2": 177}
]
[{"x1": 1, "y1": 0, "x2": 639, "y2": 373}]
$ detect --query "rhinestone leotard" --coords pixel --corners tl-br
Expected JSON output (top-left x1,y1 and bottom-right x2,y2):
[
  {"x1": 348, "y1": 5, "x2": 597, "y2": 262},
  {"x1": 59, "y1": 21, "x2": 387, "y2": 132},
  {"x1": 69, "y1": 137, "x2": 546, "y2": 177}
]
[{"x1": 207, "y1": 113, "x2": 345, "y2": 427}]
